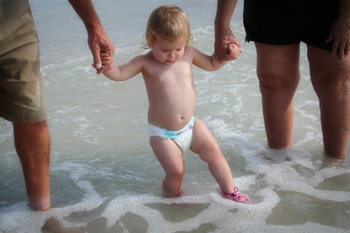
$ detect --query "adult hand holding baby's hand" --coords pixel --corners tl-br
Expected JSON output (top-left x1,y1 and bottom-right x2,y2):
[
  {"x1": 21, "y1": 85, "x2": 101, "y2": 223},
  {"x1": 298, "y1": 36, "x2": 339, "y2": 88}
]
[
  {"x1": 98, "y1": 52, "x2": 113, "y2": 72},
  {"x1": 214, "y1": 28, "x2": 242, "y2": 62},
  {"x1": 227, "y1": 42, "x2": 242, "y2": 60}
]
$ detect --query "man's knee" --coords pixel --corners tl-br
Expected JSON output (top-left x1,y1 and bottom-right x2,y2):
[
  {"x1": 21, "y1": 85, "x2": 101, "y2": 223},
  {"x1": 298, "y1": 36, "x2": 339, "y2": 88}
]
[
  {"x1": 255, "y1": 43, "x2": 300, "y2": 95},
  {"x1": 258, "y1": 71, "x2": 300, "y2": 97},
  {"x1": 13, "y1": 119, "x2": 50, "y2": 162},
  {"x1": 313, "y1": 71, "x2": 350, "y2": 99},
  {"x1": 13, "y1": 120, "x2": 49, "y2": 146},
  {"x1": 309, "y1": 45, "x2": 350, "y2": 97}
]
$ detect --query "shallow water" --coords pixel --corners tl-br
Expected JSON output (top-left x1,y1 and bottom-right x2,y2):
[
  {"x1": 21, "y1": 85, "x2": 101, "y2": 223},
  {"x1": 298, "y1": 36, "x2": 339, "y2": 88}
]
[{"x1": 0, "y1": 0, "x2": 349, "y2": 232}]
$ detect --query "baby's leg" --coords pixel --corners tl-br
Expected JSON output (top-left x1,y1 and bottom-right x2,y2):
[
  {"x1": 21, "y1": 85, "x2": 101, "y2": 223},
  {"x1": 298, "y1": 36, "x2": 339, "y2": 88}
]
[
  {"x1": 150, "y1": 136, "x2": 185, "y2": 195},
  {"x1": 190, "y1": 119, "x2": 235, "y2": 194}
]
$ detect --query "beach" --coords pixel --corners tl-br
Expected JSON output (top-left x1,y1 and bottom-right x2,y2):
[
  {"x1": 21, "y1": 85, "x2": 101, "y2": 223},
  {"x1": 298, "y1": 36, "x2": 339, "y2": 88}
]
[{"x1": 0, "y1": 0, "x2": 349, "y2": 232}]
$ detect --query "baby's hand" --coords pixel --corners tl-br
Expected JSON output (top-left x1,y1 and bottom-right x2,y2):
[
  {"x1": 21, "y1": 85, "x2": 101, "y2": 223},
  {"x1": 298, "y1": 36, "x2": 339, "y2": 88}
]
[
  {"x1": 97, "y1": 52, "x2": 113, "y2": 71},
  {"x1": 227, "y1": 43, "x2": 242, "y2": 59}
]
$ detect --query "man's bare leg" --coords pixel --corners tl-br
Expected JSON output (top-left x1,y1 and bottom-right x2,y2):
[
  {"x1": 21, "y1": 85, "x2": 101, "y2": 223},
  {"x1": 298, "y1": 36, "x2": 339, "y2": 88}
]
[
  {"x1": 255, "y1": 42, "x2": 301, "y2": 148},
  {"x1": 308, "y1": 45, "x2": 350, "y2": 159},
  {"x1": 13, "y1": 120, "x2": 50, "y2": 211}
]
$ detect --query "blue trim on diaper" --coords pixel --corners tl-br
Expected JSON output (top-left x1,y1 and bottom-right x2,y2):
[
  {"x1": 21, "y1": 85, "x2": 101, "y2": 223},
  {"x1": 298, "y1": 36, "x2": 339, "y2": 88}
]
[{"x1": 163, "y1": 117, "x2": 195, "y2": 138}]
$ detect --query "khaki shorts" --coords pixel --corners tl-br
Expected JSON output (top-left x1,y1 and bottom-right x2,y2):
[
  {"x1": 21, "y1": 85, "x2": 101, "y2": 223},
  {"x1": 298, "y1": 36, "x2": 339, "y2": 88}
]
[{"x1": 0, "y1": 0, "x2": 46, "y2": 123}]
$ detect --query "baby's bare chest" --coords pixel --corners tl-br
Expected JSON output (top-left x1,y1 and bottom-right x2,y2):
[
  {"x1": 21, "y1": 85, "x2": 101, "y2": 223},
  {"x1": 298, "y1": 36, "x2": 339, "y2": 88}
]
[{"x1": 144, "y1": 63, "x2": 193, "y2": 88}]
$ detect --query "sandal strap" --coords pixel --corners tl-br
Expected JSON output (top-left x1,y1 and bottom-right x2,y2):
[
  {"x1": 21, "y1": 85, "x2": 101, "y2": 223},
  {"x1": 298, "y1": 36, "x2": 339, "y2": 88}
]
[{"x1": 223, "y1": 187, "x2": 251, "y2": 204}]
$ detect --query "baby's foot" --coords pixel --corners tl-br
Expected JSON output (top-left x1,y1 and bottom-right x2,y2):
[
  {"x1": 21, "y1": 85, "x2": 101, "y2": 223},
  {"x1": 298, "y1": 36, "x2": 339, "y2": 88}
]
[
  {"x1": 163, "y1": 190, "x2": 184, "y2": 198},
  {"x1": 223, "y1": 187, "x2": 251, "y2": 204}
]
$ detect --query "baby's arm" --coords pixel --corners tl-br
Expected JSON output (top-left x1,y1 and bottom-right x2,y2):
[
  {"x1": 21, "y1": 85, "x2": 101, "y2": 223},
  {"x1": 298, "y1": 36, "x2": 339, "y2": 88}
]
[
  {"x1": 192, "y1": 43, "x2": 241, "y2": 71},
  {"x1": 101, "y1": 53, "x2": 143, "y2": 81}
]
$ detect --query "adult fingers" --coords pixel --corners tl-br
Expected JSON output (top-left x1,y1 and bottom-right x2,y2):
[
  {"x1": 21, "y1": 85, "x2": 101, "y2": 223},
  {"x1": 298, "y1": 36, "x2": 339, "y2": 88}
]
[{"x1": 90, "y1": 43, "x2": 103, "y2": 71}]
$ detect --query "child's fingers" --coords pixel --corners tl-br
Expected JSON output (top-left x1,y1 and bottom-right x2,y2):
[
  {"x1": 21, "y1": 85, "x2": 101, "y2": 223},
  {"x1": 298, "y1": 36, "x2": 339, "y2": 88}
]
[
  {"x1": 100, "y1": 52, "x2": 110, "y2": 57},
  {"x1": 227, "y1": 43, "x2": 235, "y2": 53},
  {"x1": 228, "y1": 43, "x2": 242, "y2": 54},
  {"x1": 100, "y1": 54, "x2": 111, "y2": 62},
  {"x1": 94, "y1": 54, "x2": 110, "y2": 68},
  {"x1": 226, "y1": 43, "x2": 242, "y2": 59},
  {"x1": 100, "y1": 56, "x2": 110, "y2": 61},
  {"x1": 101, "y1": 59, "x2": 110, "y2": 66}
]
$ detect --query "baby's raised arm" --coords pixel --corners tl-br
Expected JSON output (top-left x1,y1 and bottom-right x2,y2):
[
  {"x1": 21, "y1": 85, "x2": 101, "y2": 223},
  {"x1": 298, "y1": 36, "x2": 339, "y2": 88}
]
[
  {"x1": 192, "y1": 43, "x2": 241, "y2": 71},
  {"x1": 101, "y1": 53, "x2": 143, "y2": 81}
]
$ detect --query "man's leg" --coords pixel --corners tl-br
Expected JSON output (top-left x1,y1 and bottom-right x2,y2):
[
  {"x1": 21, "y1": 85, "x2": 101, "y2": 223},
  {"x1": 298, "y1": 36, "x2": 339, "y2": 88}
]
[
  {"x1": 13, "y1": 120, "x2": 50, "y2": 211},
  {"x1": 308, "y1": 45, "x2": 350, "y2": 159},
  {"x1": 255, "y1": 42, "x2": 301, "y2": 148}
]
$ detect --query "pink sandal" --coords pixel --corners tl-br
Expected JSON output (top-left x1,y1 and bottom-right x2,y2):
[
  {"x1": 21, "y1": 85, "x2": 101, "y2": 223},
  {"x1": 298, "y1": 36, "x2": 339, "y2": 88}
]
[{"x1": 223, "y1": 187, "x2": 251, "y2": 204}]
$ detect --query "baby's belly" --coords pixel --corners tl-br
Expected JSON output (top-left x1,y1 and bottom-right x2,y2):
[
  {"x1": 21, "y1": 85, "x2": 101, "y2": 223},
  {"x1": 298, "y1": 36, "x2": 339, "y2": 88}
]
[{"x1": 147, "y1": 105, "x2": 195, "y2": 131}]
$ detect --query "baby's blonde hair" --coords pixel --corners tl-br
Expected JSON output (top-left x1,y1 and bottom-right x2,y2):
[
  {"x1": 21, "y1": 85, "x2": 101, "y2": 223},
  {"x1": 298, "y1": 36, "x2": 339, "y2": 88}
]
[{"x1": 143, "y1": 5, "x2": 192, "y2": 49}]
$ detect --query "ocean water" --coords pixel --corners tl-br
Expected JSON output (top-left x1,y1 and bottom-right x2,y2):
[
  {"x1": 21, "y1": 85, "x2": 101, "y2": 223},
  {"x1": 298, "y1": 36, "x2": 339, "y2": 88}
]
[{"x1": 0, "y1": 0, "x2": 349, "y2": 232}]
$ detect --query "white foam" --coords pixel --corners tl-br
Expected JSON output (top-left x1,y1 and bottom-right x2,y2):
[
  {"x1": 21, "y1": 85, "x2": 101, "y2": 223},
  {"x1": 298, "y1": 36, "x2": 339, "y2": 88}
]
[{"x1": 51, "y1": 162, "x2": 101, "y2": 202}]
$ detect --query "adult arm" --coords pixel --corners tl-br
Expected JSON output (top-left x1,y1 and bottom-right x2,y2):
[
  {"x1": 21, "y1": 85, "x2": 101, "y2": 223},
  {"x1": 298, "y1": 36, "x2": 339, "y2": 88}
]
[
  {"x1": 214, "y1": 0, "x2": 242, "y2": 61},
  {"x1": 326, "y1": 0, "x2": 350, "y2": 59},
  {"x1": 68, "y1": 0, "x2": 115, "y2": 74}
]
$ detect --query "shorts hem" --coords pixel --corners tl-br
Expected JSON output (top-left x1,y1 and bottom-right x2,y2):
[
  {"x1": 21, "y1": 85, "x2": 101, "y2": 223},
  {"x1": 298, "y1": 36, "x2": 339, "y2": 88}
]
[
  {"x1": 245, "y1": 35, "x2": 301, "y2": 46},
  {"x1": 245, "y1": 36, "x2": 333, "y2": 51},
  {"x1": 0, "y1": 110, "x2": 47, "y2": 123}
]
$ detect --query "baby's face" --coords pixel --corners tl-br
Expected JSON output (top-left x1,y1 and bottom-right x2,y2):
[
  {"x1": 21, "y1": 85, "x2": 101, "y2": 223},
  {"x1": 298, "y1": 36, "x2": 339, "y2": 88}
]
[{"x1": 152, "y1": 37, "x2": 186, "y2": 65}]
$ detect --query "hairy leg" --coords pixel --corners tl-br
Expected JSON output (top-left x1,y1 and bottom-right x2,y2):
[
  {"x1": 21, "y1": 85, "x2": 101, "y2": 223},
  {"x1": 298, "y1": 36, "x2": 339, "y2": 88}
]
[
  {"x1": 255, "y1": 42, "x2": 301, "y2": 148},
  {"x1": 190, "y1": 119, "x2": 235, "y2": 194},
  {"x1": 13, "y1": 120, "x2": 50, "y2": 211},
  {"x1": 308, "y1": 45, "x2": 350, "y2": 159},
  {"x1": 150, "y1": 136, "x2": 185, "y2": 194}
]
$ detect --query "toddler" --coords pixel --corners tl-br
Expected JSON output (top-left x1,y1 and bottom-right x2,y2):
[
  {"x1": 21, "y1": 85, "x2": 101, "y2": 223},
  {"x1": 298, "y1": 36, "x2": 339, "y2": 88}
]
[{"x1": 101, "y1": 5, "x2": 250, "y2": 204}]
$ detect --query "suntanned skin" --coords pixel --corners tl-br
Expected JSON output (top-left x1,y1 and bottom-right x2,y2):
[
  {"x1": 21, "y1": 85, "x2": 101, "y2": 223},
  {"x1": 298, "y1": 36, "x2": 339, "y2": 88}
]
[
  {"x1": 10, "y1": 0, "x2": 114, "y2": 211},
  {"x1": 14, "y1": 120, "x2": 51, "y2": 211},
  {"x1": 69, "y1": 0, "x2": 115, "y2": 74},
  {"x1": 101, "y1": 37, "x2": 243, "y2": 195},
  {"x1": 214, "y1": 0, "x2": 350, "y2": 159}
]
